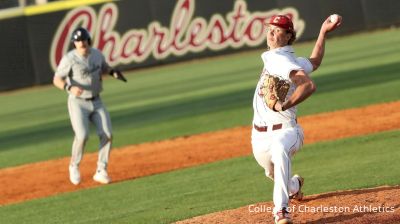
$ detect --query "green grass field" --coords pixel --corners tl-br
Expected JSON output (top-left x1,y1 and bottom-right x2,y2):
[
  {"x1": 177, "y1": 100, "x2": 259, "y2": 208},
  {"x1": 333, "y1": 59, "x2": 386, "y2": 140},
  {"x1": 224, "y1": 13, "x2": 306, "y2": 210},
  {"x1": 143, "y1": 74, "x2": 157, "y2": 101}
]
[
  {"x1": 1, "y1": 28, "x2": 399, "y2": 168},
  {"x1": 0, "y1": 28, "x2": 400, "y2": 223},
  {"x1": 1, "y1": 130, "x2": 399, "y2": 223}
]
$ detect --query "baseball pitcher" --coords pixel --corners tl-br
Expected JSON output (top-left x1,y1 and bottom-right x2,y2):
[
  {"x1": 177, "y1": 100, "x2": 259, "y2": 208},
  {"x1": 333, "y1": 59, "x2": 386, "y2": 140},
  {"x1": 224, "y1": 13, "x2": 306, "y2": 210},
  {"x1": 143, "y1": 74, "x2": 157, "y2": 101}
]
[{"x1": 252, "y1": 15, "x2": 342, "y2": 224}]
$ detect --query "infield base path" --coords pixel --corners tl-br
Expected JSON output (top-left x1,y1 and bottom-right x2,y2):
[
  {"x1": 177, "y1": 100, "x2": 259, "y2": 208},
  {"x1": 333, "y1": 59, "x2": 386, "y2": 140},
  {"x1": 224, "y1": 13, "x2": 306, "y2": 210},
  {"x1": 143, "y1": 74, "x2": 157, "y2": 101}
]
[{"x1": 0, "y1": 101, "x2": 399, "y2": 209}]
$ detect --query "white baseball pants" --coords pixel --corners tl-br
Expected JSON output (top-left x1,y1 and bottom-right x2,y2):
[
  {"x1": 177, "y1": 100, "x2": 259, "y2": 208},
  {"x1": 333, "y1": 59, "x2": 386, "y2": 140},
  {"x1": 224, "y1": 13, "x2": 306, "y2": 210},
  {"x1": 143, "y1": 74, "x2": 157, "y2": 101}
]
[{"x1": 251, "y1": 124, "x2": 304, "y2": 214}]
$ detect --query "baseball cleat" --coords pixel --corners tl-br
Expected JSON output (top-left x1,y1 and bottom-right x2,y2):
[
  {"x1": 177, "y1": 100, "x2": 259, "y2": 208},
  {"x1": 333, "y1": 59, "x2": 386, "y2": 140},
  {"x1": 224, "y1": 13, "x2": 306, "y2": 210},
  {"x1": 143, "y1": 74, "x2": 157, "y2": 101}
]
[
  {"x1": 274, "y1": 207, "x2": 293, "y2": 224},
  {"x1": 290, "y1": 174, "x2": 304, "y2": 201},
  {"x1": 93, "y1": 169, "x2": 111, "y2": 184},
  {"x1": 69, "y1": 165, "x2": 81, "y2": 185}
]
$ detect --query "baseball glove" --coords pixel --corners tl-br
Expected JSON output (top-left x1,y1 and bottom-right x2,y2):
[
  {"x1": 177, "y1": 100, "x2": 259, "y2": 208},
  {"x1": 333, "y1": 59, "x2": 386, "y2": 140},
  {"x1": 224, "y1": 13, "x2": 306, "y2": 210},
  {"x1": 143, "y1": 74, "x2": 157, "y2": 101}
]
[
  {"x1": 261, "y1": 75, "x2": 290, "y2": 110},
  {"x1": 109, "y1": 69, "x2": 127, "y2": 82}
]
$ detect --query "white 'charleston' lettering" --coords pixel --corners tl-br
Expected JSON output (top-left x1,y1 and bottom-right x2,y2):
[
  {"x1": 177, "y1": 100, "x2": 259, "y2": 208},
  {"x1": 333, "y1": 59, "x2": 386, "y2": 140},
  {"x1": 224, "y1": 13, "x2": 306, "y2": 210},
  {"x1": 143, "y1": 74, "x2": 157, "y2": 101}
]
[{"x1": 50, "y1": 0, "x2": 305, "y2": 70}]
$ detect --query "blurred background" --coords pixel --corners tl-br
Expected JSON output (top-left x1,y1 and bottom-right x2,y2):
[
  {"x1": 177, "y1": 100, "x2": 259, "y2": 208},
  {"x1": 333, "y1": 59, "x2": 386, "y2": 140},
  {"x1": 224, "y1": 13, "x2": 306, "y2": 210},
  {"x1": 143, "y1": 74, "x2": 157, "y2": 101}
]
[
  {"x1": 0, "y1": 0, "x2": 55, "y2": 8},
  {"x1": 1, "y1": 0, "x2": 400, "y2": 91}
]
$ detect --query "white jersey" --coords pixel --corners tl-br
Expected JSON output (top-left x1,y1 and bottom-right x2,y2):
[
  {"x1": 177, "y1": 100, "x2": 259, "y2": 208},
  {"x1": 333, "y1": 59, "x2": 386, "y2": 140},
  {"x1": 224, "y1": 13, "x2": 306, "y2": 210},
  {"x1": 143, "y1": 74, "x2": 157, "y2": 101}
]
[{"x1": 252, "y1": 46, "x2": 313, "y2": 126}]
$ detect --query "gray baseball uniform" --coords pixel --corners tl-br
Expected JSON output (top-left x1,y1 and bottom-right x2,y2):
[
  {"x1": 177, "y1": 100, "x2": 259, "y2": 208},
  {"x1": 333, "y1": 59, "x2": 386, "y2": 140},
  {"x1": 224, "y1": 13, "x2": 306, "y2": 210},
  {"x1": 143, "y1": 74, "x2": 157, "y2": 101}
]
[{"x1": 55, "y1": 48, "x2": 112, "y2": 171}]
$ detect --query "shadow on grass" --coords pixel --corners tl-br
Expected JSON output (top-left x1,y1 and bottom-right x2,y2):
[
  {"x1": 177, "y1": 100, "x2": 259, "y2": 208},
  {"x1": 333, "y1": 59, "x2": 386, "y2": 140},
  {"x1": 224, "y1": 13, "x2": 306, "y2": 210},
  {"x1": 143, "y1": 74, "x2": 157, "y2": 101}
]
[
  {"x1": 313, "y1": 61, "x2": 399, "y2": 94},
  {"x1": 0, "y1": 61, "x2": 398, "y2": 152}
]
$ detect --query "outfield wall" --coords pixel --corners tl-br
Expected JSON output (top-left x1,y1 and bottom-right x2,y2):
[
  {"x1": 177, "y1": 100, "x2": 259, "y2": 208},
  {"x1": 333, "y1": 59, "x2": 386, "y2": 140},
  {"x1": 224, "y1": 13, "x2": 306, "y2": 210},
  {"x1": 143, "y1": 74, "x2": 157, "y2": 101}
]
[{"x1": 1, "y1": 0, "x2": 400, "y2": 91}]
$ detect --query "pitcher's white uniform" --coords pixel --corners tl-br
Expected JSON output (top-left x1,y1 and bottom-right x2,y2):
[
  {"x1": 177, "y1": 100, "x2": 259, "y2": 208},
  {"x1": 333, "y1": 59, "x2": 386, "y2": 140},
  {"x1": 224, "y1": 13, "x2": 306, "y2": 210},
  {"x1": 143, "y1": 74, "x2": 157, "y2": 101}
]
[{"x1": 252, "y1": 45, "x2": 313, "y2": 214}]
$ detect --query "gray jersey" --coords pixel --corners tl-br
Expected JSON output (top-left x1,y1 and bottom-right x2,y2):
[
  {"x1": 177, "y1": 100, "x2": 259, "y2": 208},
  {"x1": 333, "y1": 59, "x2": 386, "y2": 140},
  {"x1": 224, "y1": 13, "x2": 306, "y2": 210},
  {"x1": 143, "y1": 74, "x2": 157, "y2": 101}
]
[{"x1": 55, "y1": 48, "x2": 110, "y2": 99}]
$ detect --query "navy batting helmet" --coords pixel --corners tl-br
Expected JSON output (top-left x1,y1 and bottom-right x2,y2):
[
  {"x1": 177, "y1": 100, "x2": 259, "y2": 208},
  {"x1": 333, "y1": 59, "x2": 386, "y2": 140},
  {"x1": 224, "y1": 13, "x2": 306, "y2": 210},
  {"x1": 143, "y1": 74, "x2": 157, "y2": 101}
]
[{"x1": 71, "y1": 27, "x2": 91, "y2": 45}]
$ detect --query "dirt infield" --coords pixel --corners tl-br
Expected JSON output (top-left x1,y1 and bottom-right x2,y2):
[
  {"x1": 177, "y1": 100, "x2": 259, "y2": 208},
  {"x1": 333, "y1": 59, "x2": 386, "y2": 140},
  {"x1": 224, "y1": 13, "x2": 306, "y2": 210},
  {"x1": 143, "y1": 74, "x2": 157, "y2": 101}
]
[
  {"x1": 176, "y1": 185, "x2": 400, "y2": 224},
  {"x1": 1, "y1": 101, "x2": 400, "y2": 216}
]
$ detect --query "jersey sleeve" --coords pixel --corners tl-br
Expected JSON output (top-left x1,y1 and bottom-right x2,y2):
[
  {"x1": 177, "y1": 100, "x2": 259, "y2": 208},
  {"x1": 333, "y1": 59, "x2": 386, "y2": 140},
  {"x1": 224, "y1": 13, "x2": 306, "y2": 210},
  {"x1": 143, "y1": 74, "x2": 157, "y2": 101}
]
[
  {"x1": 281, "y1": 57, "x2": 303, "y2": 80},
  {"x1": 55, "y1": 55, "x2": 72, "y2": 78},
  {"x1": 262, "y1": 52, "x2": 303, "y2": 80},
  {"x1": 100, "y1": 53, "x2": 111, "y2": 73},
  {"x1": 296, "y1": 57, "x2": 313, "y2": 74}
]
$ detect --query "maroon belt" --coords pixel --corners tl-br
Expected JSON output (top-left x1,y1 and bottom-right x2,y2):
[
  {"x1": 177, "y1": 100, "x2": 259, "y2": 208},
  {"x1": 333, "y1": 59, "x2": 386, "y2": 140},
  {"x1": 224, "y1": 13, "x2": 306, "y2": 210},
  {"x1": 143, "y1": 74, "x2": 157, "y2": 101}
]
[{"x1": 254, "y1": 123, "x2": 283, "y2": 132}]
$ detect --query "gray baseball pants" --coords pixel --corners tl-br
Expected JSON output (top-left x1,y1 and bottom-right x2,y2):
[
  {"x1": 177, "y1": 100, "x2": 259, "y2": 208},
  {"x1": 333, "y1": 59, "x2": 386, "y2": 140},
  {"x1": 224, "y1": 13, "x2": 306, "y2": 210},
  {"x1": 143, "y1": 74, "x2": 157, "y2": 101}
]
[{"x1": 67, "y1": 95, "x2": 112, "y2": 171}]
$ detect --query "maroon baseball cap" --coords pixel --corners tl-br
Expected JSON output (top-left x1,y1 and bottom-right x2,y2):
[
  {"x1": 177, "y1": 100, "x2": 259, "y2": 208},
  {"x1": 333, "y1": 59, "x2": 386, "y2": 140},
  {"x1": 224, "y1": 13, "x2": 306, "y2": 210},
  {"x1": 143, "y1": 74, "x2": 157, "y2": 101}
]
[{"x1": 268, "y1": 15, "x2": 294, "y2": 31}]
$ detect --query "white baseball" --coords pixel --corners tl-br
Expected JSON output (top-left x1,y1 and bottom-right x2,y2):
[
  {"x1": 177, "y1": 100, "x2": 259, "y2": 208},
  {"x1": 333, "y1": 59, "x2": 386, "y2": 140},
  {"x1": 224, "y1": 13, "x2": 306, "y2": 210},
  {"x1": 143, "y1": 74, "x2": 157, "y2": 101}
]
[{"x1": 330, "y1": 14, "x2": 339, "y2": 23}]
